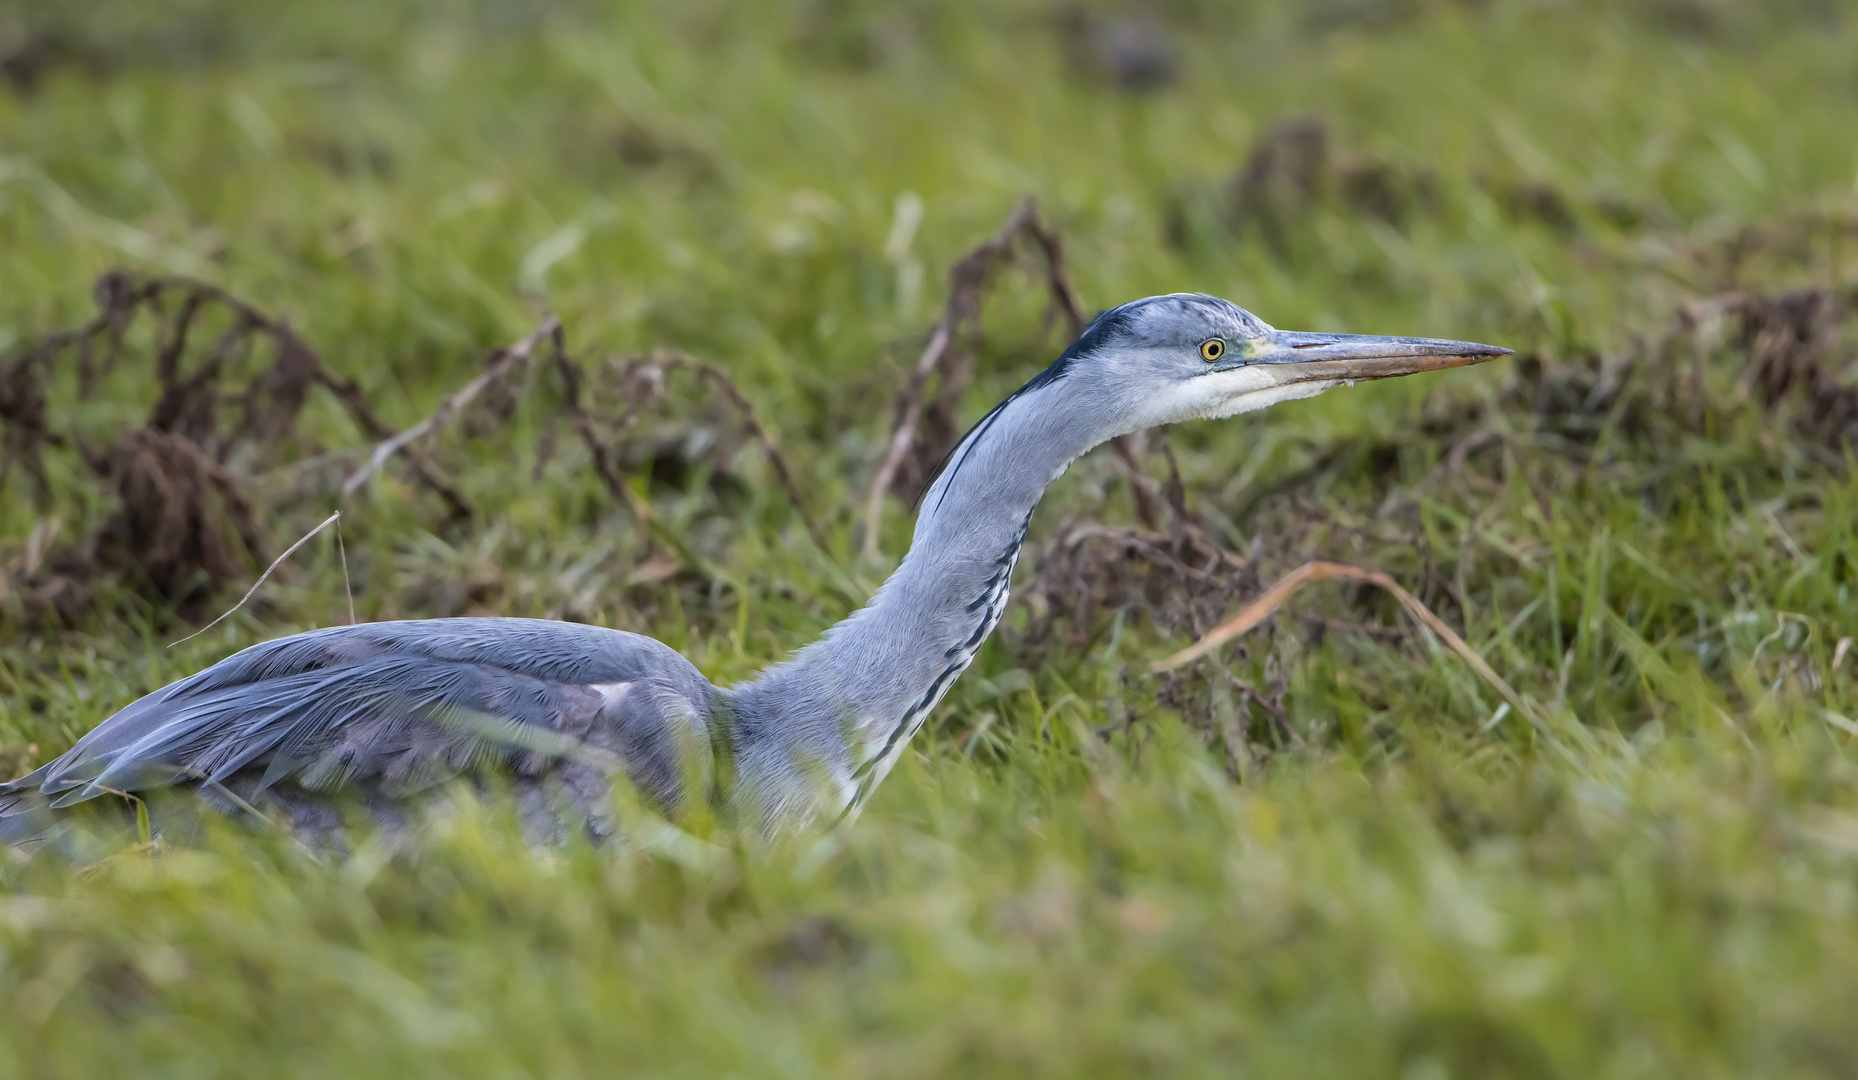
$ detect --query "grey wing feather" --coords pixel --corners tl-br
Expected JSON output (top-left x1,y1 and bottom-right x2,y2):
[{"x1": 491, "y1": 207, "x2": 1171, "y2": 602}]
[{"x1": 0, "y1": 619, "x2": 722, "y2": 817}]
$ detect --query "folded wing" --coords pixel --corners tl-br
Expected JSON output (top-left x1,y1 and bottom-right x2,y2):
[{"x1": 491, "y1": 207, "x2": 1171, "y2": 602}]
[{"x1": 0, "y1": 619, "x2": 722, "y2": 826}]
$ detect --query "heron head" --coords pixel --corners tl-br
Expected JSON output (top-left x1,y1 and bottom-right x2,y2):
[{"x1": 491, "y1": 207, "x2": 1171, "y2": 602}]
[
  {"x1": 1059, "y1": 293, "x2": 1510, "y2": 432},
  {"x1": 916, "y1": 293, "x2": 1512, "y2": 513}
]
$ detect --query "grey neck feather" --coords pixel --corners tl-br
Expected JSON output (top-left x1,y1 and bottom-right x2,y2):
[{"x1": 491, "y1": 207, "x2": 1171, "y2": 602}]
[{"x1": 726, "y1": 370, "x2": 1133, "y2": 827}]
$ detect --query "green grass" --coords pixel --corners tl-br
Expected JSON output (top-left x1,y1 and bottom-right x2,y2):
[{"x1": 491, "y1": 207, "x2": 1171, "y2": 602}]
[{"x1": 4, "y1": 0, "x2": 1858, "y2": 1075}]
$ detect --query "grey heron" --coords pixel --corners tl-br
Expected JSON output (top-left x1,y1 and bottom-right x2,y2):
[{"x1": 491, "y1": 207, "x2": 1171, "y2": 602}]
[{"x1": 1, "y1": 294, "x2": 1507, "y2": 842}]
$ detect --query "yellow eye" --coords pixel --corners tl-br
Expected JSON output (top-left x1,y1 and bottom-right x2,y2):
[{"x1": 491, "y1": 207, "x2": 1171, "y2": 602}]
[{"x1": 1199, "y1": 339, "x2": 1225, "y2": 362}]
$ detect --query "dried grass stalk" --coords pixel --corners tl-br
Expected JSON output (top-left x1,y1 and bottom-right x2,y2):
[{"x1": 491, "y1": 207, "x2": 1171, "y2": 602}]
[
  {"x1": 1152, "y1": 560, "x2": 1530, "y2": 722},
  {"x1": 341, "y1": 316, "x2": 562, "y2": 507},
  {"x1": 596, "y1": 351, "x2": 828, "y2": 552}
]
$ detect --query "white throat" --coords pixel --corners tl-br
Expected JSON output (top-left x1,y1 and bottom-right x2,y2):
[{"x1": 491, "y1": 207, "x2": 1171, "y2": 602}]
[{"x1": 1128, "y1": 365, "x2": 1346, "y2": 430}]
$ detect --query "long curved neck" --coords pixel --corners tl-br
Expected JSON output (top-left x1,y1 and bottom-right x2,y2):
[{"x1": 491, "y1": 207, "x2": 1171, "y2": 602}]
[{"x1": 727, "y1": 376, "x2": 1118, "y2": 827}]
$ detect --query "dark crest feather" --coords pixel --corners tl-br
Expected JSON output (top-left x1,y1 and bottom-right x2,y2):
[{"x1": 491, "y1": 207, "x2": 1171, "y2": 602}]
[{"x1": 913, "y1": 305, "x2": 1143, "y2": 513}]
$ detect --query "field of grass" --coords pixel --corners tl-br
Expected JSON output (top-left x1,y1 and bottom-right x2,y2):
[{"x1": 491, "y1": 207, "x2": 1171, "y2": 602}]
[{"x1": 4, "y1": 0, "x2": 1858, "y2": 1074}]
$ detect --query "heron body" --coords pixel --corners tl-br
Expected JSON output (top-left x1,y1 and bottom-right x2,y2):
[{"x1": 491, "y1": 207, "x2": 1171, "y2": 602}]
[{"x1": 1, "y1": 294, "x2": 1507, "y2": 843}]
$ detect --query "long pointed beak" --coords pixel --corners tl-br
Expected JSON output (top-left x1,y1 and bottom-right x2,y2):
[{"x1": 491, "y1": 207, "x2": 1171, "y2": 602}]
[{"x1": 1246, "y1": 329, "x2": 1511, "y2": 384}]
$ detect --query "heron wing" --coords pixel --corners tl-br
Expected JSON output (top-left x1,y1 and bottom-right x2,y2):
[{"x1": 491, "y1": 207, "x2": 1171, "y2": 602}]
[{"x1": 1, "y1": 619, "x2": 720, "y2": 813}]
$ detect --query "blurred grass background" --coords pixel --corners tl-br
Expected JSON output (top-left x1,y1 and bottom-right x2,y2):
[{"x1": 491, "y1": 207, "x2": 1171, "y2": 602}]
[{"x1": 4, "y1": 0, "x2": 1858, "y2": 1075}]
